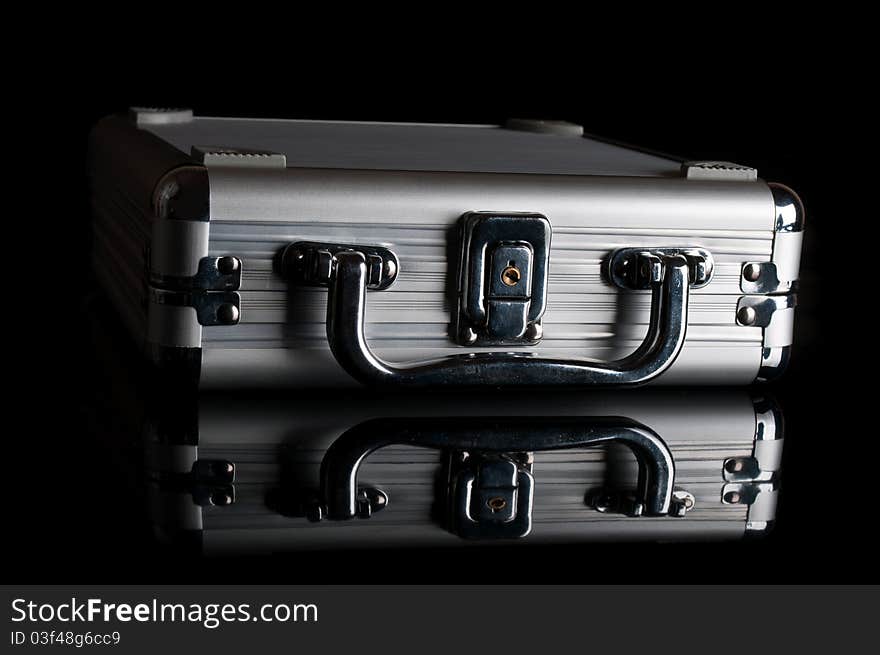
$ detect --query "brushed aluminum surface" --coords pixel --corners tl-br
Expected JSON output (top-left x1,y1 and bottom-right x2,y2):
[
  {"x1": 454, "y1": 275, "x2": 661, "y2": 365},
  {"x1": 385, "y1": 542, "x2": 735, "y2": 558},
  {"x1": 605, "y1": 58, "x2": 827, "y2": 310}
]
[
  {"x1": 200, "y1": 168, "x2": 775, "y2": 386},
  {"x1": 149, "y1": 391, "x2": 763, "y2": 551}
]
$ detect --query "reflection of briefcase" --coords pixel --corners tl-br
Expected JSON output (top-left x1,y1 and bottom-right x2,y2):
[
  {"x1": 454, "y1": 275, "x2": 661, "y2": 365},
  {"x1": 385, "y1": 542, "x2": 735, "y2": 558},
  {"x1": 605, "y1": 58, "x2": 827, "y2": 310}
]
[
  {"x1": 143, "y1": 391, "x2": 782, "y2": 552},
  {"x1": 90, "y1": 109, "x2": 803, "y2": 389}
]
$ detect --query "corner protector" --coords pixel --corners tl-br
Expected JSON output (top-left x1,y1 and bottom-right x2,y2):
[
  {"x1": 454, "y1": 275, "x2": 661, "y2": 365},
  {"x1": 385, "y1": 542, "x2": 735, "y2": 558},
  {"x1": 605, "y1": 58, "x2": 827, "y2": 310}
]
[
  {"x1": 752, "y1": 396, "x2": 785, "y2": 442},
  {"x1": 152, "y1": 165, "x2": 210, "y2": 222},
  {"x1": 756, "y1": 345, "x2": 792, "y2": 383},
  {"x1": 768, "y1": 182, "x2": 805, "y2": 233}
]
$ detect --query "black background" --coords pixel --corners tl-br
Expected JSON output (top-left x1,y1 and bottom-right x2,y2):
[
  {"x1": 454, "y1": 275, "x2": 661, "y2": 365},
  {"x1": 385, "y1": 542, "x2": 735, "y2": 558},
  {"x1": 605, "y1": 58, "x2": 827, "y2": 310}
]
[{"x1": 11, "y1": 42, "x2": 872, "y2": 584}]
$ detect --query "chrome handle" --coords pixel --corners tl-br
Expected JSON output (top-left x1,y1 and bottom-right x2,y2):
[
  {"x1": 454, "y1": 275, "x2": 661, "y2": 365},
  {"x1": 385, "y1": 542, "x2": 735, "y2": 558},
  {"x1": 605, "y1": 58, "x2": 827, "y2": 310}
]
[
  {"x1": 323, "y1": 250, "x2": 692, "y2": 387},
  {"x1": 318, "y1": 417, "x2": 678, "y2": 523}
]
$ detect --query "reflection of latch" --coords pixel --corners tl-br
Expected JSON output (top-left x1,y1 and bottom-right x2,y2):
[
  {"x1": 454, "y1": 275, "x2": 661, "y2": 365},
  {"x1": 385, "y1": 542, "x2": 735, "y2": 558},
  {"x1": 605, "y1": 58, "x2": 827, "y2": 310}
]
[
  {"x1": 721, "y1": 398, "x2": 784, "y2": 532},
  {"x1": 447, "y1": 452, "x2": 534, "y2": 539},
  {"x1": 455, "y1": 212, "x2": 551, "y2": 346}
]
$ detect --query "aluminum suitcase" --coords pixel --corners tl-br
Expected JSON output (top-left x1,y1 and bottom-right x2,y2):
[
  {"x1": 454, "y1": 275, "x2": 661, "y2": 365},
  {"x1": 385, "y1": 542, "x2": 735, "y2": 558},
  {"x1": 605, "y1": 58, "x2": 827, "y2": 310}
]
[
  {"x1": 144, "y1": 390, "x2": 782, "y2": 553},
  {"x1": 89, "y1": 108, "x2": 804, "y2": 388}
]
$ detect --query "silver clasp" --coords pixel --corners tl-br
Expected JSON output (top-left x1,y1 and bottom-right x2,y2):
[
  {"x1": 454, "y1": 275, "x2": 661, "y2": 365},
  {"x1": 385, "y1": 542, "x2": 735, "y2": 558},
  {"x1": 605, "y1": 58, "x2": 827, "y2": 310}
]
[{"x1": 454, "y1": 212, "x2": 552, "y2": 346}]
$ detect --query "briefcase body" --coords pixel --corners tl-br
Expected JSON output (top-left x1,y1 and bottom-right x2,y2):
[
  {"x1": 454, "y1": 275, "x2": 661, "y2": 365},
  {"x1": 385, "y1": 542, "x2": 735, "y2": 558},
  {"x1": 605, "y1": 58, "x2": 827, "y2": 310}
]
[{"x1": 89, "y1": 109, "x2": 803, "y2": 388}]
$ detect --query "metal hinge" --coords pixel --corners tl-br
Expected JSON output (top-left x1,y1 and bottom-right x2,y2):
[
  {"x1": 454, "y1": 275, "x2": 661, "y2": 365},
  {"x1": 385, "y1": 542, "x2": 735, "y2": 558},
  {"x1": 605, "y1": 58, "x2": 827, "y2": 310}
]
[
  {"x1": 721, "y1": 480, "x2": 777, "y2": 524},
  {"x1": 149, "y1": 287, "x2": 241, "y2": 326},
  {"x1": 735, "y1": 294, "x2": 796, "y2": 329},
  {"x1": 156, "y1": 459, "x2": 236, "y2": 507},
  {"x1": 150, "y1": 255, "x2": 242, "y2": 292}
]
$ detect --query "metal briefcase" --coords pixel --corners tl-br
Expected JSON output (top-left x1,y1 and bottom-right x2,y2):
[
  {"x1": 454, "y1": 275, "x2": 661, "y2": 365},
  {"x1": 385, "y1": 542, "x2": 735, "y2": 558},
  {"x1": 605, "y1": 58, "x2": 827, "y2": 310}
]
[{"x1": 89, "y1": 108, "x2": 804, "y2": 388}]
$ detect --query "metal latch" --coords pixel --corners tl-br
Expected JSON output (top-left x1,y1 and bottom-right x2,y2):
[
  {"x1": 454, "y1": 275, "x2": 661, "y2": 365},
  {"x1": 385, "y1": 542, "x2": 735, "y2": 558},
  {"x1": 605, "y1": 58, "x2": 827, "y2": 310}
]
[
  {"x1": 189, "y1": 459, "x2": 236, "y2": 507},
  {"x1": 148, "y1": 255, "x2": 243, "y2": 326},
  {"x1": 455, "y1": 212, "x2": 551, "y2": 346},
  {"x1": 155, "y1": 459, "x2": 236, "y2": 507},
  {"x1": 447, "y1": 452, "x2": 534, "y2": 539}
]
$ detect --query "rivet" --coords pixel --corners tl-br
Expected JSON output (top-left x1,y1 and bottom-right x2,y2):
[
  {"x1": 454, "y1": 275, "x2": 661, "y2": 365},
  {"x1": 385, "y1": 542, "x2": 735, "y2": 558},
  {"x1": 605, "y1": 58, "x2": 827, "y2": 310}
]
[
  {"x1": 461, "y1": 327, "x2": 478, "y2": 345},
  {"x1": 743, "y1": 263, "x2": 762, "y2": 282},
  {"x1": 217, "y1": 303, "x2": 240, "y2": 324},
  {"x1": 217, "y1": 256, "x2": 240, "y2": 275},
  {"x1": 737, "y1": 306, "x2": 757, "y2": 326},
  {"x1": 306, "y1": 502, "x2": 324, "y2": 523},
  {"x1": 592, "y1": 492, "x2": 616, "y2": 513},
  {"x1": 383, "y1": 259, "x2": 397, "y2": 279},
  {"x1": 525, "y1": 322, "x2": 543, "y2": 341},
  {"x1": 726, "y1": 459, "x2": 745, "y2": 473},
  {"x1": 212, "y1": 461, "x2": 234, "y2": 476},
  {"x1": 211, "y1": 492, "x2": 233, "y2": 506}
]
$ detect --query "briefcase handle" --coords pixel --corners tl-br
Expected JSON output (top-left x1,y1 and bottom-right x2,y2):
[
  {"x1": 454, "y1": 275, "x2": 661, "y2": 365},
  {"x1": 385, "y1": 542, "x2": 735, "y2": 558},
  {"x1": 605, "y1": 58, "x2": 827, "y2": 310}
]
[
  {"x1": 317, "y1": 416, "x2": 680, "y2": 525},
  {"x1": 285, "y1": 244, "x2": 708, "y2": 387}
]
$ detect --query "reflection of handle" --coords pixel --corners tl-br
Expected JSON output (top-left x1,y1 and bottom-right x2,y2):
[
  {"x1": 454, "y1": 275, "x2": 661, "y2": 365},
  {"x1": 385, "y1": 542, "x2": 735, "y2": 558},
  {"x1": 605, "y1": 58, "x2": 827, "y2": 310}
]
[
  {"x1": 320, "y1": 416, "x2": 676, "y2": 520},
  {"x1": 325, "y1": 251, "x2": 690, "y2": 387}
]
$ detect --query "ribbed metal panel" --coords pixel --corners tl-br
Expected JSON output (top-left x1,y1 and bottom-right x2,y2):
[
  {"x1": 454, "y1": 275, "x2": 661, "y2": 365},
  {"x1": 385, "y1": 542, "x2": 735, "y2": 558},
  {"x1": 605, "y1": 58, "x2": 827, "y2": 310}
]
[
  {"x1": 202, "y1": 215, "x2": 769, "y2": 386},
  {"x1": 147, "y1": 391, "x2": 764, "y2": 550}
]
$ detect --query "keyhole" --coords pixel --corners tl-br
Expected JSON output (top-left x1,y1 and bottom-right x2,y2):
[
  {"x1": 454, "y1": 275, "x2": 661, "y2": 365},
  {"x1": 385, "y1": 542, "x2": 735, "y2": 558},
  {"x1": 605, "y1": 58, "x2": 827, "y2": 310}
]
[
  {"x1": 487, "y1": 497, "x2": 508, "y2": 512},
  {"x1": 501, "y1": 264, "x2": 521, "y2": 287}
]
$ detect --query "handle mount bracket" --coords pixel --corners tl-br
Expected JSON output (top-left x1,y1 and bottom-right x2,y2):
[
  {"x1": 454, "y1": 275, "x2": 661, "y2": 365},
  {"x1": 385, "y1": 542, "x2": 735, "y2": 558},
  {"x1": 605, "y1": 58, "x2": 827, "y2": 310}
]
[{"x1": 608, "y1": 247, "x2": 714, "y2": 290}]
